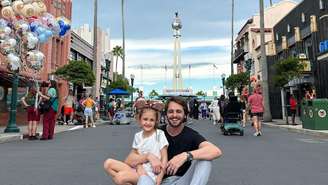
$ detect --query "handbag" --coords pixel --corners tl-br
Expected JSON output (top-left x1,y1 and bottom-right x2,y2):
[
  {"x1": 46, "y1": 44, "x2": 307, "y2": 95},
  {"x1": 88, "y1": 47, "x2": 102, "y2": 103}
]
[{"x1": 39, "y1": 97, "x2": 57, "y2": 114}]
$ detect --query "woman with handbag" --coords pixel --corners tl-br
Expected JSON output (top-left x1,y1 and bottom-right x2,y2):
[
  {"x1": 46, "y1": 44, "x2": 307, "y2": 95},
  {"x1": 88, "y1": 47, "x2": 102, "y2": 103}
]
[
  {"x1": 21, "y1": 87, "x2": 41, "y2": 140},
  {"x1": 38, "y1": 80, "x2": 59, "y2": 140}
]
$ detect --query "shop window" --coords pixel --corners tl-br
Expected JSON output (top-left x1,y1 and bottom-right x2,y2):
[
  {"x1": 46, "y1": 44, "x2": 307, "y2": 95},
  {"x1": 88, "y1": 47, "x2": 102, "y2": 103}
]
[
  {"x1": 319, "y1": 0, "x2": 324, "y2": 10},
  {"x1": 276, "y1": 33, "x2": 279, "y2": 41},
  {"x1": 287, "y1": 24, "x2": 291, "y2": 33}
]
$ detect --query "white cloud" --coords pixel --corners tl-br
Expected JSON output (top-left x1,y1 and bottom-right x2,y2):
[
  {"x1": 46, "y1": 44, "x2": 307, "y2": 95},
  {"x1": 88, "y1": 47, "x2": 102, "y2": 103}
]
[
  {"x1": 113, "y1": 37, "x2": 232, "y2": 90},
  {"x1": 111, "y1": 38, "x2": 231, "y2": 51}
]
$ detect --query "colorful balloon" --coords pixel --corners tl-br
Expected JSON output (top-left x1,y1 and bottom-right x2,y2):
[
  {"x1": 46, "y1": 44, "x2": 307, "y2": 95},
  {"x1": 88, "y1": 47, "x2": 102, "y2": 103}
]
[
  {"x1": 32, "y1": 1, "x2": 47, "y2": 16},
  {"x1": 26, "y1": 50, "x2": 44, "y2": 71},
  {"x1": 26, "y1": 32, "x2": 38, "y2": 49},
  {"x1": 1, "y1": 6, "x2": 15, "y2": 20},
  {"x1": 12, "y1": 0, "x2": 25, "y2": 15},
  {"x1": 7, "y1": 53, "x2": 21, "y2": 72}
]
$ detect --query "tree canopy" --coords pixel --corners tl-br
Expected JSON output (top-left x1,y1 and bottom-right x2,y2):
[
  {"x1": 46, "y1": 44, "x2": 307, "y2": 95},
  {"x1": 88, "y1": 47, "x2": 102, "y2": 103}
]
[
  {"x1": 273, "y1": 57, "x2": 304, "y2": 88},
  {"x1": 149, "y1": 90, "x2": 159, "y2": 99},
  {"x1": 54, "y1": 60, "x2": 95, "y2": 86},
  {"x1": 196, "y1": 90, "x2": 206, "y2": 97},
  {"x1": 108, "y1": 74, "x2": 130, "y2": 90},
  {"x1": 225, "y1": 72, "x2": 250, "y2": 94}
]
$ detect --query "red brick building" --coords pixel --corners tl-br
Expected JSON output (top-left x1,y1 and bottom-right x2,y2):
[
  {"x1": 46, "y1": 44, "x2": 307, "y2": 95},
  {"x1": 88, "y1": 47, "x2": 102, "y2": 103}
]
[{"x1": 0, "y1": 0, "x2": 72, "y2": 125}]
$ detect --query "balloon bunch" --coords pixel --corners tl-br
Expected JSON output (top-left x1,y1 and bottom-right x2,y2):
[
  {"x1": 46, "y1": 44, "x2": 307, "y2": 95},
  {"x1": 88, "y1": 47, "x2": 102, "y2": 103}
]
[{"x1": 0, "y1": 0, "x2": 71, "y2": 72}]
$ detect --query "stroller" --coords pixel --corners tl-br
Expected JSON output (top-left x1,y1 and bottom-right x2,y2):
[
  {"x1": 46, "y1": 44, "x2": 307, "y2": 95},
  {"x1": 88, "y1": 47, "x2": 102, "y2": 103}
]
[
  {"x1": 221, "y1": 96, "x2": 244, "y2": 136},
  {"x1": 221, "y1": 112, "x2": 244, "y2": 136}
]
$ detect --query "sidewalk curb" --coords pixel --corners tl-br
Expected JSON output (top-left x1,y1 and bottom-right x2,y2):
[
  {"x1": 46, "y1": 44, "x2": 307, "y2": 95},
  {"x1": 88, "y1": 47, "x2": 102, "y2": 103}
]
[
  {"x1": 0, "y1": 134, "x2": 23, "y2": 144},
  {"x1": 0, "y1": 120, "x2": 106, "y2": 144},
  {"x1": 263, "y1": 122, "x2": 328, "y2": 137}
]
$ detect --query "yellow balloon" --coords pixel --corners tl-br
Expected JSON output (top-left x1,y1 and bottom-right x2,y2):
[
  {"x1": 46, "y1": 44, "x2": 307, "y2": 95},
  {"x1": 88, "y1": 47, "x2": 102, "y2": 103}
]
[
  {"x1": 1, "y1": 7, "x2": 15, "y2": 20},
  {"x1": 21, "y1": 3, "x2": 36, "y2": 17},
  {"x1": 32, "y1": 1, "x2": 47, "y2": 16},
  {"x1": 12, "y1": 0, "x2": 25, "y2": 15}
]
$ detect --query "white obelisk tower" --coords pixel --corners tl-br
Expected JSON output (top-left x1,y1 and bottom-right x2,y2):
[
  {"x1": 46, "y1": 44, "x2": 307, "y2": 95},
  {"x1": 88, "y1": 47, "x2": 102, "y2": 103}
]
[{"x1": 172, "y1": 12, "x2": 183, "y2": 90}]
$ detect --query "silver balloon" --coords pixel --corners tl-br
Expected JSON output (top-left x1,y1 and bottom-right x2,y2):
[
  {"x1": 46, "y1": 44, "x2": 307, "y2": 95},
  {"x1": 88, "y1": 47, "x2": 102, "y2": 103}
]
[
  {"x1": 0, "y1": 26, "x2": 11, "y2": 39},
  {"x1": 7, "y1": 53, "x2": 21, "y2": 72},
  {"x1": 0, "y1": 38, "x2": 16, "y2": 55},
  {"x1": 26, "y1": 50, "x2": 44, "y2": 71},
  {"x1": 26, "y1": 32, "x2": 38, "y2": 49}
]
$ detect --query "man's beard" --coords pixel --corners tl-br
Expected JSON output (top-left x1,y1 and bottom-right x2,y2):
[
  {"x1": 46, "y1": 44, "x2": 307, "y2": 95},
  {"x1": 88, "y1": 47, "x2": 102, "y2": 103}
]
[{"x1": 167, "y1": 117, "x2": 184, "y2": 128}]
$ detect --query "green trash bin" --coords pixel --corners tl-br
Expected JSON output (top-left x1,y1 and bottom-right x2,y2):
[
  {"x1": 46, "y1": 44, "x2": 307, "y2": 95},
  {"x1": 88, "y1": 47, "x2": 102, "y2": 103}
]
[
  {"x1": 302, "y1": 99, "x2": 328, "y2": 130},
  {"x1": 300, "y1": 100, "x2": 307, "y2": 123}
]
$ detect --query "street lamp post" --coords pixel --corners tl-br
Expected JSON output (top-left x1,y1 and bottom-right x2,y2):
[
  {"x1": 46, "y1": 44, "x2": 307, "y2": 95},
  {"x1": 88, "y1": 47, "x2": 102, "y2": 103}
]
[
  {"x1": 92, "y1": 0, "x2": 98, "y2": 97},
  {"x1": 5, "y1": 73, "x2": 20, "y2": 133},
  {"x1": 221, "y1": 73, "x2": 226, "y2": 96},
  {"x1": 259, "y1": 0, "x2": 272, "y2": 121},
  {"x1": 130, "y1": 74, "x2": 135, "y2": 106}
]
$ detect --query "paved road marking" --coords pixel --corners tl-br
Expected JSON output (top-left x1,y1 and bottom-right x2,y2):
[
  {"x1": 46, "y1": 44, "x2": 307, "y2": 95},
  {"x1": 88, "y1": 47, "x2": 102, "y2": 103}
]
[
  {"x1": 68, "y1": 125, "x2": 83, "y2": 131},
  {"x1": 297, "y1": 138, "x2": 326, "y2": 144}
]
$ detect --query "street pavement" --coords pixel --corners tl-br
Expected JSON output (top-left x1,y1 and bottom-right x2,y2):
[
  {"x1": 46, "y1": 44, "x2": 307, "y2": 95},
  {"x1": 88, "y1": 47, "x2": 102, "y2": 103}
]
[{"x1": 0, "y1": 119, "x2": 328, "y2": 185}]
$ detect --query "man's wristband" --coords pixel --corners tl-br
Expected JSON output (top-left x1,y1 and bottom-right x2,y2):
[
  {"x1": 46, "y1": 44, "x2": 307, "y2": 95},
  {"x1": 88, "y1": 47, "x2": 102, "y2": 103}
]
[{"x1": 186, "y1": 151, "x2": 194, "y2": 162}]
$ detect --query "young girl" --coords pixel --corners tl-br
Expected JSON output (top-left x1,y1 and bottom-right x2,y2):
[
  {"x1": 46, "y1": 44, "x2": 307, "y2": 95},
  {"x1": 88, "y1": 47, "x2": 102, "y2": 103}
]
[
  {"x1": 104, "y1": 100, "x2": 168, "y2": 185},
  {"x1": 21, "y1": 87, "x2": 41, "y2": 140},
  {"x1": 82, "y1": 95, "x2": 96, "y2": 128}
]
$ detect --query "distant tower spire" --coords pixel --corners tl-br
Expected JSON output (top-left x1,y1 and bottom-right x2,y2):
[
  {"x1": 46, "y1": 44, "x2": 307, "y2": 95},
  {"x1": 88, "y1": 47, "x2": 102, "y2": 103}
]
[{"x1": 172, "y1": 12, "x2": 183, "y2": 90}]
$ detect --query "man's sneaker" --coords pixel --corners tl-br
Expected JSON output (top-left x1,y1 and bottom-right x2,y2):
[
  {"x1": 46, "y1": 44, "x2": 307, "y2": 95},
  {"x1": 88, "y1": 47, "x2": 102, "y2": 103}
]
[
  {"x1": 92, "y1": 125, "x2": 96, "y2": 128},
  {"x1": 258, "y1": 131, "x2": 262, "y2": 136},
  {"x1": 253, "y1": 132, "x2": 260, "y2": 136}
]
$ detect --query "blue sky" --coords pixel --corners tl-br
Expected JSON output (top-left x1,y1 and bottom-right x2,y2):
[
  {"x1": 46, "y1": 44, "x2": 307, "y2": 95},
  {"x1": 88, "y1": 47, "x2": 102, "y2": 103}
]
[{"x1": 72, "y1": 0, "x2": 301, "y2": 96}]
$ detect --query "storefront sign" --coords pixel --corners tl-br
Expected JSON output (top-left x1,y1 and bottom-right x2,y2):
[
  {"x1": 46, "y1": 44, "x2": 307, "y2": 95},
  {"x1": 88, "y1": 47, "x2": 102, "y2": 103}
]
[{"x1": 319, "y1": 40, "x2": 328, "y2": 53}]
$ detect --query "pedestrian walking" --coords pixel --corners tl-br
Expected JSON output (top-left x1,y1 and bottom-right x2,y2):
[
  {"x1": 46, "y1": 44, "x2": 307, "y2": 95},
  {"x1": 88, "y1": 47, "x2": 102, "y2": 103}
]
[
  {"x1": 82, "y1": 95, "x2": 96, "y2": 128},
  {"x1": 124, "y1": 96, "x2": 222, "y2": 185},
  {"x1": 199, "y1": 100, "x2": 208, "y2": 119},
  {"x1": 240, "y1": 95, "x2": 248, "y2": 127},
  {"x1": 63, "y1": 89, "x2": 75, "y2": 125},
  {"x1": 106, "y1": 98, "x2": 115, "y2": 122},
  {"x1": 248, "y1": 84, "x2": 264, "y2": 136},
  {"x1": 289, "y1": 94, "x2": 297, "y2": 125},
  {"x1": 218, "y1": 95, "x2": 227, "y2": 123},
  {"x1": 208, "y1": 97, "x2": 221, "y2": 125},
  {"x1": 38, "y1": 80, "x2": 59, "y2": 140},
  {"x1": 21, "y1": 86, "x2": 41, "y2": 140},
  {"x1": 104, "y1": 100, "x2": 168, "y2": 185}
]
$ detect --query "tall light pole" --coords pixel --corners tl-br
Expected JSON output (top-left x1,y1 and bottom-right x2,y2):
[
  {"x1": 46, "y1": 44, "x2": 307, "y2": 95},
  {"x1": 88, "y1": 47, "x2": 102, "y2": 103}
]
[
  {"x1": 130, "y1": 74, "x2": 135, "y2": 105},
  {"x1": 93, "y1": 0, "x2": 98, "y2": 97},
  {"x1": 121, "y1": 0, "x2": 126, "y2": 77},
  {"x1": 230, "y1": 0, "x2": 234, "y2": 75},
  {"x1": 259, "y1": 0, "x2": 272, "y2": 121},
  {"x1": 221, "y1": 73, "x2": 226, "y2": 96},
  {"x1": 270, "y1": 0, "x2": 273, "y2": 6}
]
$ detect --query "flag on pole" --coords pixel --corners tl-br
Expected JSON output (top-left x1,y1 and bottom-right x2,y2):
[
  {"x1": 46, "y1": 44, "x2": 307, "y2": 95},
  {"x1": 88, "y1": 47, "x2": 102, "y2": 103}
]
[{"x1": 213, "y1": 64, "x2": 218, "y2": 69}]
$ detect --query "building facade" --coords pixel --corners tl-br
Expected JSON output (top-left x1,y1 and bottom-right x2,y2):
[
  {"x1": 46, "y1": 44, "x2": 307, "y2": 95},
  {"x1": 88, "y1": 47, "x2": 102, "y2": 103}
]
[
  {"x1": 73, "y1": 25, "x2": 112, "y2": 98},
  {"x1": 233, "y1": 0, "x2": 297, "y2": 82},
  {"x1": 268, "y1": 0, "x2": 328, "y2": 119},
  {"x1": 0, "y1": 0, "x2": 72, "y2": 125}
]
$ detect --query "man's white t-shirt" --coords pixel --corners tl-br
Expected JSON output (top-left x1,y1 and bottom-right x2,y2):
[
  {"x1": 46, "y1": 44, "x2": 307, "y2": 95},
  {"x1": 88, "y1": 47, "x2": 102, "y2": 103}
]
[{"x1": 132, "y1": 129, "x2": 169, "y2": 182}]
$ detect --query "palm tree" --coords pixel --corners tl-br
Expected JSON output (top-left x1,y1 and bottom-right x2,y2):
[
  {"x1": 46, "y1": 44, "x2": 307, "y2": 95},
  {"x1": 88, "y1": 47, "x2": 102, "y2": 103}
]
[
  {"x1": 121, "y1": 0, "x2": 126, "y2": 78},
  {"x1": 112, "y1": 45, "x2": 123, "y2": 81}
]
